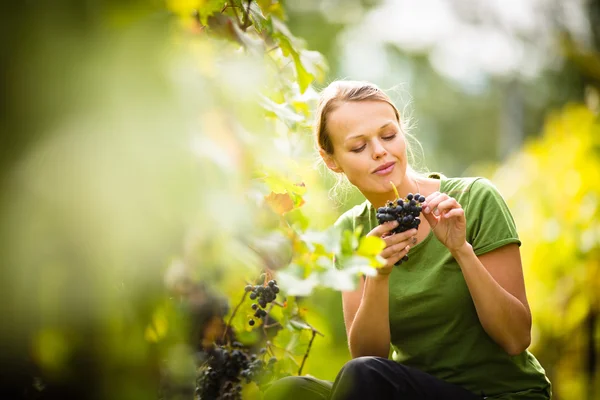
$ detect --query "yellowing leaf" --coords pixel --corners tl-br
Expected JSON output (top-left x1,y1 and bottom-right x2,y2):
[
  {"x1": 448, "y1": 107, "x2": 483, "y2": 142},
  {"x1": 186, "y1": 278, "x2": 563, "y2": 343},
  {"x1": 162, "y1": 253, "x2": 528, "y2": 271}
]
[
  {"x1": 265, "y1": 191, "x2": 294, "y2": 215},
  {"x1": 356, "y1": 236, "x2": 385, "y2": 258}
]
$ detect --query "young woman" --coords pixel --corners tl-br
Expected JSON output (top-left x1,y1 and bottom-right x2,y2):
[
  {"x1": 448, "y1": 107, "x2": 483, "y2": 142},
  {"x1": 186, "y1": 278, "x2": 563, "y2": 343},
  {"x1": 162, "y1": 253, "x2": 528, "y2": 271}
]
[{"x1": 264, "y1": 81, "x2": 552, "y2": 399}]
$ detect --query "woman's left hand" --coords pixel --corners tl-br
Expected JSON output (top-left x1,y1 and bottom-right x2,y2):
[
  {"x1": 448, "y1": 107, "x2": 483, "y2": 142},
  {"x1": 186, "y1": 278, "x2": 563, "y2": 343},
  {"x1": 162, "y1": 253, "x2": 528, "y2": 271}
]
[{"x1": 421, "y1": 192, "x2": 467, "y2": 252}]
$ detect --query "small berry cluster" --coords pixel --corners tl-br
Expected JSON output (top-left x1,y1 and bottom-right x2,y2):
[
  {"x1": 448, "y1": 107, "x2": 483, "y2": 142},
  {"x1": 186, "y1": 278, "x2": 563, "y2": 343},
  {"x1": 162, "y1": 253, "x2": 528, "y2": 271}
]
[
  {"x1": 376, "y1": 193, "x2": 426, "y2": 265},
  {"x1": 244, "y1": 280, "x2": 279, "y2": 326},
  {"x1": 197, "y1": 343, "x2": 276, "y2": 400}
]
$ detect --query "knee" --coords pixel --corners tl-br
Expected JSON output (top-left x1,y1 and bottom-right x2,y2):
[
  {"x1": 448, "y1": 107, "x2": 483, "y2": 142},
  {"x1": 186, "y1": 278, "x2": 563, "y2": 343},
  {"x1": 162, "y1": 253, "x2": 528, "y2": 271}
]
[
  {"x1": 337, "y1": 356, "x2": 412, "y2": 384},
  {"x1": 339, "y1": 356, "x2": 386, "y2": 377}
]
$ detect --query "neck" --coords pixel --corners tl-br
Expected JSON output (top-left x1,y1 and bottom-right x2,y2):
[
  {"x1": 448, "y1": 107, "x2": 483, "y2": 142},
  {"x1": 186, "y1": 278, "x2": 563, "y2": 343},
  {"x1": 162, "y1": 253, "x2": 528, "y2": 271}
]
[{"x1": 366, "y1": 175, "x2": 421, "y2": 209}]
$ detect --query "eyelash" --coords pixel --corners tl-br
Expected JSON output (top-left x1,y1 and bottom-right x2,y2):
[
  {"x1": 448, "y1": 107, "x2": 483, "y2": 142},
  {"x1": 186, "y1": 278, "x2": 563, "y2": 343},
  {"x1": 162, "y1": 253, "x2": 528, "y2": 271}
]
[{"x1": 351, "y1": 133, "x2": 397, "y2": 153}]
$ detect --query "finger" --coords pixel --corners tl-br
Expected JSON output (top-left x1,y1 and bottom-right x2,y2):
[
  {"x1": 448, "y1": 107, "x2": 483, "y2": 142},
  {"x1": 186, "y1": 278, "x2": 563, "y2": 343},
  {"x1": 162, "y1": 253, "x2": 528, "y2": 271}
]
[
  {"x1": 383, "y1": 228, "x2": 417, "y2": 246},
  {"x1": 424, "y1": 191, "x2": 442, "y2": 203},
  {"x1": 368, "y1": 220, "x2": 399, "y2": 237},
  {"x1": 388, "y1": 245, "x2": 410, "y2": 267},
  {"x1": 440, "y1": 207, "x2": 464, "y2": 220},
  {"x1": 436, "y1": 198, "x2": 461, "y2": 215},
  {"x1": 423, "y1": 194, "x2": 450, "y2": 216},
  {"x1": 381, "y1": 238, "x2": 415, "y2": 259}
]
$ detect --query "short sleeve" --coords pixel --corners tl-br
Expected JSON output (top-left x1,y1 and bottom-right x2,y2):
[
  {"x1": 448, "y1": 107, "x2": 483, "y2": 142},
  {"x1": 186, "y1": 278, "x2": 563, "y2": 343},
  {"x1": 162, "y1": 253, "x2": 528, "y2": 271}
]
[{"x1": 465, "y1": 178, "x2": 521, "y2": 256}]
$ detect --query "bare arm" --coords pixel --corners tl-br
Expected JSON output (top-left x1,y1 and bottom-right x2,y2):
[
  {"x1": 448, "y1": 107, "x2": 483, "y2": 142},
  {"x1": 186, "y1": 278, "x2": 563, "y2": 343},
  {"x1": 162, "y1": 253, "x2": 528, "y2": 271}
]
[
  {"x1": 452, "y1": 243, "x2": 532, "y2": 355},
  {"x1": 423, "y1": 192, "x2": 532, "y2": 356},
  {"x1": 342, "y1": 274, "x2": 391, "y2": 358},
  {"x1": 341, "y1": 222, "x2": 417, "y2": 358}
]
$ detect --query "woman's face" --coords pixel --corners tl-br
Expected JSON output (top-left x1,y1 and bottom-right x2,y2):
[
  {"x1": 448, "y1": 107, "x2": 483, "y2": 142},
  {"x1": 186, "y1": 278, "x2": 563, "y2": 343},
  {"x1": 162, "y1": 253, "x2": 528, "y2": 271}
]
[{"x1": 323, "y1": 100, "x2": 408, "y2": 198}]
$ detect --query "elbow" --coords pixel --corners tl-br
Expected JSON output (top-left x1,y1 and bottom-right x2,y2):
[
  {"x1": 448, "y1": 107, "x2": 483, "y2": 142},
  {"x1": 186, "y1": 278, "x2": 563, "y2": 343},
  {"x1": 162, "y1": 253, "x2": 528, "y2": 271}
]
[{"x1": 504, "y1": 334, "x2": 531, "y2": 356}]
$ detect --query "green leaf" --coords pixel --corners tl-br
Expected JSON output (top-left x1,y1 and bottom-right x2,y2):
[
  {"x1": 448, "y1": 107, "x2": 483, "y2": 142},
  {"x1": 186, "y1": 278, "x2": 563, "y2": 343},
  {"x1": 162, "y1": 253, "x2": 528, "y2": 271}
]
[
  {"x1": 261, "y1": 172, "x2": 307, "y2": 195},
  {"x1": 248, "y1": 1, "x2": 271, "y2": 34},
  {"x1": 300, "y1": 227, "x2": 341, "y2": 254},
  {"x1": 299, "y1": 50, "x2": 328, "y2": 84},
  {"x1": 289, "y1": 319, "x2": 312, "y2": 331},
  {"x1": 166, "y1": 0, "x2": 225, "y2": 25},
  {"x1": 356, "y1": 236, "x2": 385, "y2": 258},
  {"x1": 275, "y1": 34, "x2": 313, "y2": 93},
  {"x1": 270, "y1": 18, "x2": 317, "y2": 93},
  {"x1": 259, "y1": 94, "x2": 305, "y2": 127},
  {"x1": 255, "y1": 0, "x2": 285, "y2": 19},
  {"x1": 340, "y1": 229, "x2": 358, "y2": 256},
  {"x1": 276, "y1": 270, "x2": 319, "y2": 296}
]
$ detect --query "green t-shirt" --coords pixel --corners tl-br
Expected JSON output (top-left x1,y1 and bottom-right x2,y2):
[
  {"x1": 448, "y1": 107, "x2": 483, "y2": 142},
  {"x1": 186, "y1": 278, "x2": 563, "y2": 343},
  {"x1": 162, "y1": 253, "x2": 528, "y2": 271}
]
[{"x1": 334, "y1": 175, "x2": 552, "y2": 399}]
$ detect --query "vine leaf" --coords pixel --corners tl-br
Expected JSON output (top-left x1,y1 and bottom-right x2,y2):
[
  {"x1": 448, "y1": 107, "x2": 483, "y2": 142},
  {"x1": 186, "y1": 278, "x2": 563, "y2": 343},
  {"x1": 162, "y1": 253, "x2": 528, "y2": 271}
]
[{"x1": 265, "y1": 191, "x2": 295, "y2": 215}]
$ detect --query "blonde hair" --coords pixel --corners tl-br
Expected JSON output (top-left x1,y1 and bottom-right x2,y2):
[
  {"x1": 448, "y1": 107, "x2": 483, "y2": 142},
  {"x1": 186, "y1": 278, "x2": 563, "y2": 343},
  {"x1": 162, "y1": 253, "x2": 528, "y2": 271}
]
[{"x1": 313, "y1": 80, "x2": 426, "y2": 201}]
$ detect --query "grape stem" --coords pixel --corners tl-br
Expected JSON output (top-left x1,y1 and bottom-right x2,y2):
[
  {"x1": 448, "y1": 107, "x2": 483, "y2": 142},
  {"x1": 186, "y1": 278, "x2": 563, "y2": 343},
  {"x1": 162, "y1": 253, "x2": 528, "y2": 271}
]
[
  {"x1": 263, "y1": 321, "x2": 281, "y2": 329},
  {"x1": 221, "y1": 290, "x2": 248, "y2": 343},
  {"x1": 298, "y1": 330, "x2": 317, "y2": 376},
  {"x1": 390, "y1": 180, "x2": 400, "y2": 199}
]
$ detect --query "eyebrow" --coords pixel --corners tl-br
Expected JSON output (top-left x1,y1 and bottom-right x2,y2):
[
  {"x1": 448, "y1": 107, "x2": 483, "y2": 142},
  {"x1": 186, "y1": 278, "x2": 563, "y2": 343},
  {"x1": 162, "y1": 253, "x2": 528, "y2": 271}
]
[{"x1": 345, "y1": 121, "x2": 394, "y2": 142}]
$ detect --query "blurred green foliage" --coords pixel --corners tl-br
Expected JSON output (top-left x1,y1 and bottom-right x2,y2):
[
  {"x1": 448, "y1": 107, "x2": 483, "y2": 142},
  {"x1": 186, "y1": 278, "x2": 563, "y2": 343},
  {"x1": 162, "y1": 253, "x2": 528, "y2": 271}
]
[{"x1": 1, "y1": 1, "x2": 599, "y2": 399}]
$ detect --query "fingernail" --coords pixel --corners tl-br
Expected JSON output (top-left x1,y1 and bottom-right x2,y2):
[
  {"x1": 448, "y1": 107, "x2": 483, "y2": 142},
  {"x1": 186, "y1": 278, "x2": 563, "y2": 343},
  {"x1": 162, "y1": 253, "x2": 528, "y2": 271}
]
[
  {"x1": 433, "y1": 209, "x2": 440, "y2": 216},
  {"x1": 424, "y1": 207, "x2": 430, "y2": 213}
]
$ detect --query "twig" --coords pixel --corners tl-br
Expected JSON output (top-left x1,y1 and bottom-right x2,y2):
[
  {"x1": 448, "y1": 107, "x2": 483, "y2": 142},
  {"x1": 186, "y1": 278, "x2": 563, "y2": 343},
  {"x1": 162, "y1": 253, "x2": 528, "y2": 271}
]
[
  {"x1": 263, "y1": 321, "x2": 282, "y2": 329},
  {"x1": 298, "y1": 330, "x2": 317, "y2": 376},
  {"x1": 241, "y1": 0, "x2": 253, "y2": 30},
  {"x1": 221, "y1": 290, "x2": 248, "y2": 342},
  {"x1": 224, "y1": 2, "x2": 242, "y2": 27},
  {"x1": 263, "y1": 301, "x2": 275, "y2": 336}
]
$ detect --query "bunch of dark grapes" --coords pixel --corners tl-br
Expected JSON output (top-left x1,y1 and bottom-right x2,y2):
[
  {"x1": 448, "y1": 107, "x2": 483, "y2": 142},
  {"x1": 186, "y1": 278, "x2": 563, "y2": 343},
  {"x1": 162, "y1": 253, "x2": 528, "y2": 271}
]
[
  {"x1": 244, "y1": 280, "x2": 279, "y2": 326},
  {"x1": 197, "y1": 343, "x2": 276, "y2": 400},
  {"x1": 376, "y1": 193, "x2": 426, "y2": 266}
]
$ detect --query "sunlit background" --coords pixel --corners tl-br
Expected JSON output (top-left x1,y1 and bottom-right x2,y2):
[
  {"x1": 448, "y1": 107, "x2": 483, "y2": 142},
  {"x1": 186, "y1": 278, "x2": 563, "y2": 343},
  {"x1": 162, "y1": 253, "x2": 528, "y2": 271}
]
[{"x1": 1, "y1": 1, "x2": 598, "y2": 399}]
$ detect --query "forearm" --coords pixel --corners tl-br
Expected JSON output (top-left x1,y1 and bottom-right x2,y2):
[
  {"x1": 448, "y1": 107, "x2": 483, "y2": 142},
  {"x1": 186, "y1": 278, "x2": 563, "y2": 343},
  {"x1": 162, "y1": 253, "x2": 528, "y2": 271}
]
[
  {"x1": 452, "y1": 243, "x2": 532, "y2": 356},
  {"x1": 348, "y1": 275, "x2": 391, "y2": 358}
]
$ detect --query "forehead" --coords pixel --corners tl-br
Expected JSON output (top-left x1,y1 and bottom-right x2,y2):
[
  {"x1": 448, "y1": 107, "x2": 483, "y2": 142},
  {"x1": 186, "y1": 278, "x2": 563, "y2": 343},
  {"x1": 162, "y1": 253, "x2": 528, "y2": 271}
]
[{"x1": 327, "y1": 100, "x2": 398, "y2": 143}]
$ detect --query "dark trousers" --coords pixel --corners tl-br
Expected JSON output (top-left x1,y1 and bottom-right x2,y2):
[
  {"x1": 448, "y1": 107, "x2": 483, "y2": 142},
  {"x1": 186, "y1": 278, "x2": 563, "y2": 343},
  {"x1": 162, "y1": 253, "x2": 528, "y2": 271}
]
[{"x1": 263, "y1": 356, "x2": 482, "y2": 400}]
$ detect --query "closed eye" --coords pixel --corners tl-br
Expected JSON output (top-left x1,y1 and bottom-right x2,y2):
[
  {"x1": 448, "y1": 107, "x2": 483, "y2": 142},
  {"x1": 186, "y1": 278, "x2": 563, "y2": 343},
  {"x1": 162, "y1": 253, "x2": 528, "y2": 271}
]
[
  {"x1": 351, "y1": 144, "x2": 366, "y2": 153},
  {"x1": 350, "y1": 133, "x2": 396, "y2": 153}
]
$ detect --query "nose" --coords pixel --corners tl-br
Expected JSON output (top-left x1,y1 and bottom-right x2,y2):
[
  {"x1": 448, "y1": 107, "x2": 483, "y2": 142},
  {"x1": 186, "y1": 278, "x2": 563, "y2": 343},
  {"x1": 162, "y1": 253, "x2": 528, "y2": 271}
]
[{"x1": 372, "y1": 139, "x2": 387, "y2": 159}]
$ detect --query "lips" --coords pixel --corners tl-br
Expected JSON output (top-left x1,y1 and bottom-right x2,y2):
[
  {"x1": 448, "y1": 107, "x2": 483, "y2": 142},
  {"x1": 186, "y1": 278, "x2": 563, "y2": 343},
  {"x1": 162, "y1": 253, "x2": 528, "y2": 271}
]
[{"x1": 373, "y1": 162, "x2": 395, "y2": 175}]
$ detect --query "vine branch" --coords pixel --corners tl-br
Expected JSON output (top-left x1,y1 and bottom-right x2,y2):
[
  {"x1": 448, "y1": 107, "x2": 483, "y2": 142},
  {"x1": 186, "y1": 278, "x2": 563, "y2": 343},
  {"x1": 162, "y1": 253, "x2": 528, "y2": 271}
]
[
  {"x1": 298, "y1": 330, "x2": 317, "y2": 376},
  {"x1": 221, "y1": 290, "x2": 248, "y2": 342}
]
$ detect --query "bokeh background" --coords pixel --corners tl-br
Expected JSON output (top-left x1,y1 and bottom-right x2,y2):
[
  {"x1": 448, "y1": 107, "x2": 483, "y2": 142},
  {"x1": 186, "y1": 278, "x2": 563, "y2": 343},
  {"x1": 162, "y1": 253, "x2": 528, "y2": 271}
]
[{"x1": 1, "y1": 1, "x2": 598, "y2": 399}]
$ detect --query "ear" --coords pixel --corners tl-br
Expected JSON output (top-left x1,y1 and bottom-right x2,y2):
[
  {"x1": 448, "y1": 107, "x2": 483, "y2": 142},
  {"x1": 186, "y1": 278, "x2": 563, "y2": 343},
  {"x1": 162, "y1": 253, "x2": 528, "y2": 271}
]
[{"x1": 319, "y1": 149, "x2": 343, "y2": 173}]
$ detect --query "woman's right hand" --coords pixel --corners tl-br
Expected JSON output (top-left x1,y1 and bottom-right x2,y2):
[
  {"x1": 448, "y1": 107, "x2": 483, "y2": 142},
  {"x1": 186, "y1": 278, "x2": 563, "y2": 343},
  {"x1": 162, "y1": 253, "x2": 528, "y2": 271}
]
[{"x1": 367, "y1": 221, "x2": 418, "y2": 276}]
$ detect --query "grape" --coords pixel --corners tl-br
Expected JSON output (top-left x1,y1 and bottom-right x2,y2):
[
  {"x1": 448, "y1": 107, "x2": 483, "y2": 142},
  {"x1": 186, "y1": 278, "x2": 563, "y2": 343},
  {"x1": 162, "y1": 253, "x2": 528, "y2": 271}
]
[
  {"x1": 376, "y1": 192, "x2": 426, "y2": 266},
  {"x1": 246, "y1": 279, "x2": 280, "y2": 326},
  {"x1": 197, "y1": 344, "x2": 277, "y2": 399}
]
